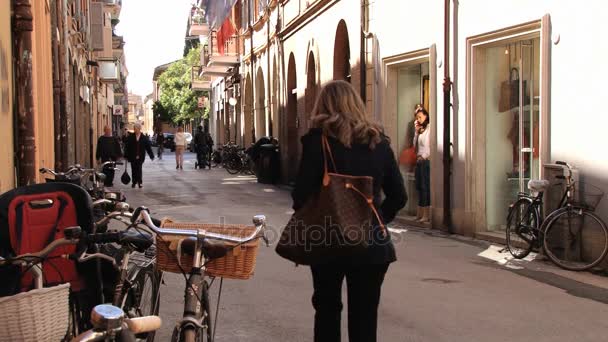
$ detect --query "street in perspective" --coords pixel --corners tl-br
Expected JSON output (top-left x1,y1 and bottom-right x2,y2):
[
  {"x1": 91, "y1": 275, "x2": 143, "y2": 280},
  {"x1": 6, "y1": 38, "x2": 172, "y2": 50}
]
[{"x1": 1, "y1": 0, "x2": 608, "y2": 341}]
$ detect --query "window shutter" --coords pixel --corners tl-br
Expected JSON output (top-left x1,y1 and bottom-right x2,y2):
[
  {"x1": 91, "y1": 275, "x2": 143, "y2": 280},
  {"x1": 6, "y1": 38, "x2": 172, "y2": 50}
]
[{"x1": 90, "y1": 2, "x2": 104, "y2": 51}]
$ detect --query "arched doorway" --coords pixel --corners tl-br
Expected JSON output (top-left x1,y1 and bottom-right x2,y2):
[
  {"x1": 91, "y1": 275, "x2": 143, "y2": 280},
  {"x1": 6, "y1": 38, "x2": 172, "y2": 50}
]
[
  {"x1": 287, "y1": 53, "x2": 298, "y2": 182},
  {"x1": 271, "y1": 56, "x2": 279, "y2": 138},
  {"x1": 305, "y1": 51, "x2": 317, "y2": 123},
  {"x1": 255, "y1": 67, "x2": 267, "y2": 139},
  {"x1": 333, "y1": 20, "x2": 351, "y2": 82},
  {"x1": 243, "y1": 73, "x2": 254, "y2": 145}
]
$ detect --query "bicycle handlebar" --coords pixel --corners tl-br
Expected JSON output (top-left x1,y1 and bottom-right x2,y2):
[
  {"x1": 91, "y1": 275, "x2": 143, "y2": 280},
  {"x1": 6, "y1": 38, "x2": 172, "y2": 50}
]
[{"x1": 132, "y1": 207, "x2": 267, "y2": 244}]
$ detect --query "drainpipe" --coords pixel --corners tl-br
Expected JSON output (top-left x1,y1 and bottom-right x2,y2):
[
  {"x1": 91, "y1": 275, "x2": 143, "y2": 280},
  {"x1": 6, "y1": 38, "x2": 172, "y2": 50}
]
[
  {"x1": 266, "y1": 9, "x2": 271, "y2": 137},
  {"x1": 51, "y1": 0, "x2": 63, "y2": 170},
  {"x1": 443, "y1": 0, "x2": 453, "y2": 233},
  {"x1": 12, "y1": 0, "x2": 36, "y2": 186},
  {"x1": 359, "y1": 0, "x2": 367, "y2": 101}
]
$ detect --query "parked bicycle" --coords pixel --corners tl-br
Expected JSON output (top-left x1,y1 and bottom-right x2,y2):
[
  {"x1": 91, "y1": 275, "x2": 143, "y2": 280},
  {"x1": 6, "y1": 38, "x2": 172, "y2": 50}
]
[
  {"x1": 91, "y1": 208, "x2": 162, "y2": 342},
  {"x1": 223, "y1": 148, "x2": 255, "y2": 175},
  {"x1": 130, "y1": 207, "x2": 268, "y2": 342},
  {"x1": 40, "y1": 162, "x2": 128, "y2": 231},
  {"x1": 0, "y1": 227, "x2": 162, "y2": 341},
  {"x1": 506, "y1": 161, "x2": 608, "y2": 271}
]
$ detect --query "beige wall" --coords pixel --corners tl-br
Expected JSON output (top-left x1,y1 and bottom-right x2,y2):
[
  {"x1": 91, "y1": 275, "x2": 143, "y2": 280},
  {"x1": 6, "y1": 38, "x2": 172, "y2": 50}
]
[
  {"x1": 0, "y1": 0, "x2": 14, "y2": 192},
  {"x1": 32, "y1": 0, "x2": 55, "y2": 183}
]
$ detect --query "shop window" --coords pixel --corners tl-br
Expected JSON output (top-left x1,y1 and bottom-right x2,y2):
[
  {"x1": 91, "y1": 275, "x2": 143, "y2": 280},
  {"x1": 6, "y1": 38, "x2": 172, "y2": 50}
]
[{"x1": 474, "y1": 37, "x2": 541, "y2": 231}]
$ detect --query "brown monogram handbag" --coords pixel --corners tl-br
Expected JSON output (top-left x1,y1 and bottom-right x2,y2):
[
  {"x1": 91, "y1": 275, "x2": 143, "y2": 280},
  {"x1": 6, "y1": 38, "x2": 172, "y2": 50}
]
[{"x1": 275, "y1": 135, "x2": 386, "y2": 265}]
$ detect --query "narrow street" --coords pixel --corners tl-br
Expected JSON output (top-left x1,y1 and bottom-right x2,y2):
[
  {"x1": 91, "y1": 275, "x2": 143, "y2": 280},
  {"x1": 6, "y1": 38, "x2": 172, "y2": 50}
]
[{"x1": 117, "y1": 150, "x2": 608, "y2": 342}]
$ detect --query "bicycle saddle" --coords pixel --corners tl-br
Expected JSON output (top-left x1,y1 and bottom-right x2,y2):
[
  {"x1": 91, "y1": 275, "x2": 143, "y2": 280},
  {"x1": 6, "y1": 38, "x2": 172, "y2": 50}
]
[
  {"x1": 528, "y1": 179, "x2": 550, "y2": 192},
  {"x1": 120, "y1": 229, "x2": 154, "y2": 252}
]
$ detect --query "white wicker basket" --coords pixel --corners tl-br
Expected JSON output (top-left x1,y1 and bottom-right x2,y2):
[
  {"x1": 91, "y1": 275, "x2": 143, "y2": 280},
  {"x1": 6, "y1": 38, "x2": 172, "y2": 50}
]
[{"x1": 0, "y1": 283, "x2": 70, "y2": 342}]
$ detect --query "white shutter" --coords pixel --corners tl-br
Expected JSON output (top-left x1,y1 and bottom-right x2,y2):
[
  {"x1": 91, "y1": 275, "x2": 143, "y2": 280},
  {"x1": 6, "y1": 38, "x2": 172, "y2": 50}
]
[{"x1": 90, "y1": 2, "x2": 104, "y2": 51}]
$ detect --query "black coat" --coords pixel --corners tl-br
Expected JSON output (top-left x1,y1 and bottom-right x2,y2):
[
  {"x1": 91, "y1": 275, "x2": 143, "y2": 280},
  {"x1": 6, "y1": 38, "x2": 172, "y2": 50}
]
[
  {"x1": 291, "y1": 128, "x2": 407, "y2": 264},
  {"x1": 124, "y1": 133, "x2": 154, "y2": 163},
  {"x1": 96, "y1": 136, "x2": 123, "y2": 161}
]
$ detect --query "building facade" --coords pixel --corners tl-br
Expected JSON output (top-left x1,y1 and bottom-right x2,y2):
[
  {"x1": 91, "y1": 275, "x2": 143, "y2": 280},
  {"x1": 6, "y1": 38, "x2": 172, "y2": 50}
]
[
  {"x1": 195, "y1": 0, "x2": 608, "y2": 247},
  {"x1": 1, "y1": 0, "x2": 130, "y2": 190}
]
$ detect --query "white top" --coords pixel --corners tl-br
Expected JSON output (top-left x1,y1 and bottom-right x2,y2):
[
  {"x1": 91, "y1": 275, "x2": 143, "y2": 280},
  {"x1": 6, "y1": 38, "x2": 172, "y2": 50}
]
[
  {"x1": 414, "y1": 126, "x2": 431, "y2": 160},
  {"x1": 174, "y1": 132, "x2": 187, "y2": 147}
]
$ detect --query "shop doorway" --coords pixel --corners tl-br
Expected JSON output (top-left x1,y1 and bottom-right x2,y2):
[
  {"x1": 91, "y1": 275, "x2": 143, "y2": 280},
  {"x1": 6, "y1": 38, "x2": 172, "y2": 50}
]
[
  {"x1": 382, "y1": 48, "x2": 436, "y2": 226},
  {"x1": 474, "y1": 37, "x2": 541, "y2": 231},
  {"x1": 396, "y1": 62, "x2": 431, "y2": 222}
]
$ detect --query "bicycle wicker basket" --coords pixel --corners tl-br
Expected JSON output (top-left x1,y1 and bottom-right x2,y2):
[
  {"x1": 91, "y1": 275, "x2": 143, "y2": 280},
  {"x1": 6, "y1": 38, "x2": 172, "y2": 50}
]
[
  {"x1": 574, "y1": 182, "x2": 605, "y2": 211},
  {"x1": 0, "y1": 283, "x2": 70, "y2": 342},
  {"x1": 156, "y1": 219, "x2": 260, "y2": 280}
]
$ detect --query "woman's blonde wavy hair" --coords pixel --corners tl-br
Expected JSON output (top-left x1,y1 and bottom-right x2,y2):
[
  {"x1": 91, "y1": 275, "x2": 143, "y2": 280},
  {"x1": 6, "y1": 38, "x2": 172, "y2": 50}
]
[{"x1": 310, "y1": 80, "x2": 384, "y2": 148}]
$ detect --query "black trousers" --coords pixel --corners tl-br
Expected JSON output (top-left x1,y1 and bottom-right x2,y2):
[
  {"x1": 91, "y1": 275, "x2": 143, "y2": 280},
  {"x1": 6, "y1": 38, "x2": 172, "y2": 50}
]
[
  {"x1": 310, "y1": 263, "x2": 389, "y2": 342},
  {"x1": 131, "y1": 159, "x2": 144, "y2": 185}
]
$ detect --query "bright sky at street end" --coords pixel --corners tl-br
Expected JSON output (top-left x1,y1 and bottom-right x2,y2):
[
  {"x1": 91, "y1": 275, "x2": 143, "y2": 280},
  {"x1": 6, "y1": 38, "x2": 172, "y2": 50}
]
[{"x1": 115, "y1": 0, "x2": 193, "y2": 98}]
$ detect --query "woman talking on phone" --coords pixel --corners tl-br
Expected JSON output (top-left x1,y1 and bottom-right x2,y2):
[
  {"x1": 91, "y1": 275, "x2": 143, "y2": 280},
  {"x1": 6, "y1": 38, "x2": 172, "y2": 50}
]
[{"x1": 413, "y1": 104, "x2": 431, "y2": 223}]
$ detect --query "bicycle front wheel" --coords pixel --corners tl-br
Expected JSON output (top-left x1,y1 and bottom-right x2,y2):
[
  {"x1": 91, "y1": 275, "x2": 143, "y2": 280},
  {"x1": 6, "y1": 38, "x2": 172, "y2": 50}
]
[
  {"x1": 122, "y1": 263, "x2": 162, "y2": 341},
  {"x1": 543, "y1": 207, "x2": 608, "y2": 271},
  {"x1": 506, "y1": 198, "x2": 539, "y2": 259}
]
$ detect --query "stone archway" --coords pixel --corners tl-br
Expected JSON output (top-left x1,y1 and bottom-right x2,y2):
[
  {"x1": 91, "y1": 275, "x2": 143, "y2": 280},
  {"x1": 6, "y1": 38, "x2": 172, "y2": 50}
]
[
  {"x1": 286, "y1": 53, "x2": 298, "y2": 182},
  {"x1": 255, "y1": 67, "x2": 267, "y2": 139},
  {"x1": 243, "y1": 73, "x2": 254, "y2": 145},
  {"x1": 333, "y1": 20, "x2": 351, "y2": 82},
  {"x1": 305, "y1": 51, "x2": 318, "y2": 122},
  {"x1": 271, "y1": 56, "x2": 279, "y2": 138}
]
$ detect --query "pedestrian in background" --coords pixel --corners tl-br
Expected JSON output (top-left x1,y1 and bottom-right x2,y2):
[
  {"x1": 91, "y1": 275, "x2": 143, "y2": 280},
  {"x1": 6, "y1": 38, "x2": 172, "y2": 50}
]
[
  {"x1": 156, "y1": 130, "x2": 165, "y2": 160},
  {"x1": 95, "y1": 125, "x2": 123, "y2": 187},
  {"x1": 124, "y1": 123, "x2": 155, "y2": 188},
  {"x1": 174, "y1": 126, "x2": 187, "y2": 170},
  {"x1": 292, "y1": 80, "x2": 406, "y2": 342}
]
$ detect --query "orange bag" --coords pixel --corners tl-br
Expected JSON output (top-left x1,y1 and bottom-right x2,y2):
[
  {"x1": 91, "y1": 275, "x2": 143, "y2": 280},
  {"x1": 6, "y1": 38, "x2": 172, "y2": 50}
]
[{"x1": 399, "y1": 146, "x2": 417, "y2": 166}]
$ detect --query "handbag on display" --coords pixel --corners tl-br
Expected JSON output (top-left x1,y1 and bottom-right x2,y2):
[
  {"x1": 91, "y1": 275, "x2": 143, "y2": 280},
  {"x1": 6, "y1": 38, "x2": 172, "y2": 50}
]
[
  {"x1": 499, "y1": 67, "x2": 531, "y2": 112},
  {"x1": 275, "y1": 135, "x2": 386, "y2": 265},
  {"x1": 399, "y1": 146, "x2": 417, "y2": 166},
  {"x1": 120, "y1": 162, "x2": 131, "y2": 185}
]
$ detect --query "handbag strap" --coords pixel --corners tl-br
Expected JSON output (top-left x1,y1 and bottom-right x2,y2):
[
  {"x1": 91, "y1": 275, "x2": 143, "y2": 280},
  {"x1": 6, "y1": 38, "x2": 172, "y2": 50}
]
[
  {"x1": 346, "y1": 182, "x2": 387, "y2": 236},
  {"x1": 321, "y1": 135, "x2": 387, "y2": 236},
  {"x1": 321, "y1": 135, "x2": 338, "y2": 186}
]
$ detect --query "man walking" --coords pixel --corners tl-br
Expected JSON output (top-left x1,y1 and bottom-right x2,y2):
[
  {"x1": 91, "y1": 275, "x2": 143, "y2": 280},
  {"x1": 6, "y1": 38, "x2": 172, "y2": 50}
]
[
  {"x1": 156, "y1": 130, "x2": 165, "y2": 160},
  {"x1": 194, "y1": 125, "x2": 213, "y2": 169},
  {"x1": 124, "y1": 123, "x2": 155, "y2": 188},
  {"x1": 96, "y1": 126, "x2": 123, "y2": 187}
]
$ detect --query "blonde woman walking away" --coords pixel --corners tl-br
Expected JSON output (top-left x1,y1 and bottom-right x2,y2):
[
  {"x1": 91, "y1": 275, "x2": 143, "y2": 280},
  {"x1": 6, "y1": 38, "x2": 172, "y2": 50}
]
[
  {"x1": 174, "y1": 127, "x2": 187, "y2": 170},
  {"x1": 292, "y1": 80, "x2": 407, "y2": 342}
]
